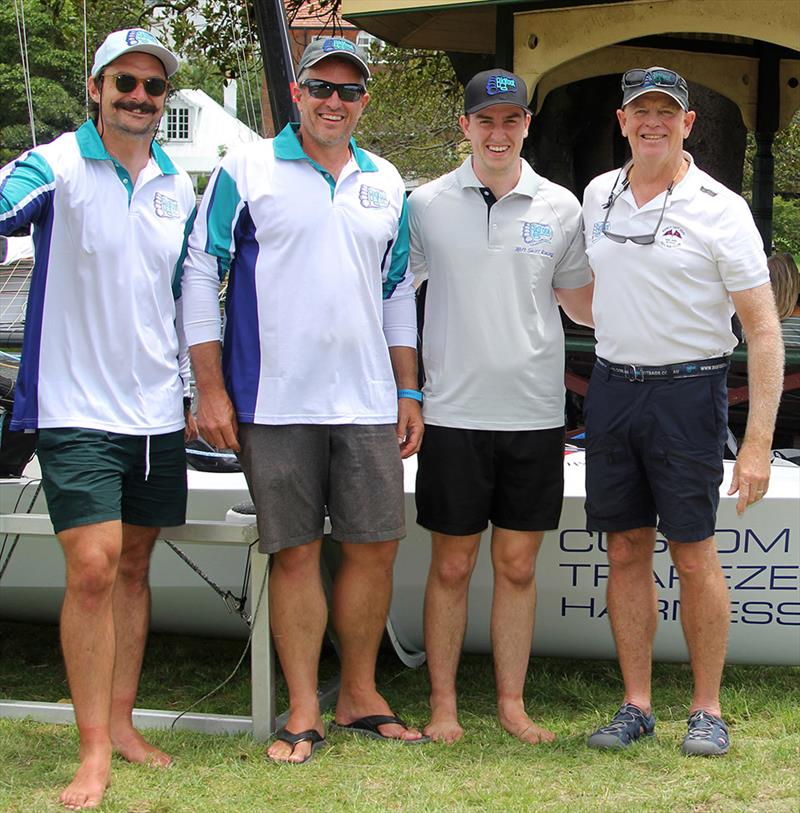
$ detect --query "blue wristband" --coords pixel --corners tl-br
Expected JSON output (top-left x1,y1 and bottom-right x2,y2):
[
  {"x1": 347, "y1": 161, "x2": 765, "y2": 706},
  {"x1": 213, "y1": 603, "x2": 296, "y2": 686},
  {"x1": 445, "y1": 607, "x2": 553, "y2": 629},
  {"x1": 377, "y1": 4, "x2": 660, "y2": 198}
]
[{"x1": 397, "y1": 388, "x2": 423, "y2": 403}]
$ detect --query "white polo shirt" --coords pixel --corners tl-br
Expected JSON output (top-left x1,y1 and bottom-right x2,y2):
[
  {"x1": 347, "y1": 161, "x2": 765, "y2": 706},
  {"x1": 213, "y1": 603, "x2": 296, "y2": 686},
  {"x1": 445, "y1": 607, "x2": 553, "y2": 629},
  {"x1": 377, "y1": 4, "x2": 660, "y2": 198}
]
[
  {"x1": 0, "y1": 121, "x2": 196, "y2": 433},
  {"x1": 181, "y1": 124, "x2": 416, "y2": 425},
  {"x1": 409, "y1": 157, "x2": 592, "y2": 431},
  {"x1": 583, "y1": 154, "x2": 769, "y2": 366}
]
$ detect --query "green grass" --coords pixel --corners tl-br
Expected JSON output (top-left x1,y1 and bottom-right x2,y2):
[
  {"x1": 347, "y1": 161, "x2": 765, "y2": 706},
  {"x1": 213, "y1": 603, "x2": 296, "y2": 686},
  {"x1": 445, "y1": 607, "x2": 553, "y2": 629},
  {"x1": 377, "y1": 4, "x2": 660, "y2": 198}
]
[{"x1": 1, "y1": 621, "x2": 798, "y2": 812}]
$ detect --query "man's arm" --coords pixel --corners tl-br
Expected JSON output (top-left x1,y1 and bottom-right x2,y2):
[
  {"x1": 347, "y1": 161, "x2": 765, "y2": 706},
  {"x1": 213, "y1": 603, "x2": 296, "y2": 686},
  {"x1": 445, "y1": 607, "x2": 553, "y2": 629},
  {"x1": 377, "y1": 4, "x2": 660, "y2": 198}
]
[
  {"x1": 728, "y1": 282, "x2": 784, "y2": 514},
  {"x1": 189, "y1": 340, "x2": 240, "y2": 452},
  {"x1": 0, "y1": 151, "x2": 54, "y2": 234},
  {"x1": 390, "y1": 345, "x2": 423, "y2": 458},
  {"x1": 555, "y1": 280, "x2": 594, "y2": 327}
]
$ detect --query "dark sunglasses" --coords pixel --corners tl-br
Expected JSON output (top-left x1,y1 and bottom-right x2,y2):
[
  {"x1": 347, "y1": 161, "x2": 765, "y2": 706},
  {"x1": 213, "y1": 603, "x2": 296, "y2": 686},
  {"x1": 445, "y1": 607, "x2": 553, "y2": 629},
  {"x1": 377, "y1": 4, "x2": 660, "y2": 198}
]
[
  {"x1": 601, "y1": 166, "x2": 675, "y2": 245},
  {"x1": 622, "y1": 68, "x2": 686, "y2": 92},
  {"x1": 299, "y1": 79, "x2": 366, "y2": 102},
  {"x1": 105, "y1": 73, "x2": 168, "y2": 97}
]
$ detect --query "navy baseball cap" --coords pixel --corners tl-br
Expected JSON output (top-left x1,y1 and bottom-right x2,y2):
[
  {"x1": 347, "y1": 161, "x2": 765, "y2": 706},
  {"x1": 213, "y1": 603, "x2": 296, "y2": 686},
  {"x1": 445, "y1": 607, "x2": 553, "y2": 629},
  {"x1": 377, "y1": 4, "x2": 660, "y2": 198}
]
[{"x1": 464, "y1": 69, "x2": 530, "y2": 115}]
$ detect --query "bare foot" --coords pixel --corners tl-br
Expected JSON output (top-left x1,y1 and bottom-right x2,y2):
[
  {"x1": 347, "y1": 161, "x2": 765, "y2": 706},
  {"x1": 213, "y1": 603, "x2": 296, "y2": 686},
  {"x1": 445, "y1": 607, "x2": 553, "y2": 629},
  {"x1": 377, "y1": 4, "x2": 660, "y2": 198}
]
[
  {"x1": 424, "y1": 695, "x2": 464, "y2": 744},
  {"x1": 267, "y1": 709, "x2": 324, "y2": 764},
  {"x1": 498, "y1": 701, "x2": 555, "y2": 745},
  {"x1": 111, "y1": 726, "x2": 172, "y2": 767},
  {"x1": 424, "y1": 713, "x2": 464, "y2": 744},
  {"x1": 60, "y1": 746, "x2": 111, "y2": 810},
  {"x1": 336, "y1": 690, "x2": 426, "y2": 742}
]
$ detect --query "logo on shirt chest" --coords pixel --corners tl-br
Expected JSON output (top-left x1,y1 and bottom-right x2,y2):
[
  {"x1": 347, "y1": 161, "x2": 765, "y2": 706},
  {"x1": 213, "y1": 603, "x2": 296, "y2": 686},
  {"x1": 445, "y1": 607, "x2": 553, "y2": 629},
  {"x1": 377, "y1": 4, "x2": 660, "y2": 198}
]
[
  {"x1": 153, "y1": 192, "x2": 180, "y2": 219},
  {"x1": 591, "y1": 220, "x2": 608, "y2": 243},
  {"x1": 359, "y1": 185, "x2": 389, "y2": 209},
  {"x1": 659, "y1": 225, "x2": 685, "y2": 248},
  {"x1": 521, "y1": 221, "x2": 553, "y2": 245}
]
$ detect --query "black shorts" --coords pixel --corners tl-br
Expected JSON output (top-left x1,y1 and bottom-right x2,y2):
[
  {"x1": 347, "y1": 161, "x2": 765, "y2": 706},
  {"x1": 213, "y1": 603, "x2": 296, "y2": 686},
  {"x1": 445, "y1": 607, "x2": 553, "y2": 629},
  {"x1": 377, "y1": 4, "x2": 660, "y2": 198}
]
[
  {"x1": 415, "y1": 424, "x2": 565, "y2": 536},
  {"x1": 584, "y1": 363, "x2": 728, "y2": 543}
]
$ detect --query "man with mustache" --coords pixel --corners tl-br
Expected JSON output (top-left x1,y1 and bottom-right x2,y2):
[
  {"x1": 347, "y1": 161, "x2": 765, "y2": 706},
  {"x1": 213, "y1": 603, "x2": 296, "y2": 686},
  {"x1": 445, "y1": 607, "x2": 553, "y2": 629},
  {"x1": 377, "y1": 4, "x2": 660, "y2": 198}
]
[{"x1": 0, "y1": 29, "x2": 196, "y2": 808}]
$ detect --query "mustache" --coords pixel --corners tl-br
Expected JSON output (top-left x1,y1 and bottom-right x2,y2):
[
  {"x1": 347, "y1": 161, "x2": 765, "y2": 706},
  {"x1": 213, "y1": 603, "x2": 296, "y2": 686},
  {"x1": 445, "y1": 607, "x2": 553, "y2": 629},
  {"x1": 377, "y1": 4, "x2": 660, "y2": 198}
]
[{"x1": 113, "y1": 100, "x2": 158, "y2": 114}]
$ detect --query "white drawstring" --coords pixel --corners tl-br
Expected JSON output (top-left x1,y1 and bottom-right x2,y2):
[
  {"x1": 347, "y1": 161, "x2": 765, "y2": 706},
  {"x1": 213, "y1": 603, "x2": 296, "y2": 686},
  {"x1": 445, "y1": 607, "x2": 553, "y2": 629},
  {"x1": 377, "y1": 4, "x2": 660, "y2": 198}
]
[{"x1": 144, "y1": 435, "x2": 151, "y2": 481}]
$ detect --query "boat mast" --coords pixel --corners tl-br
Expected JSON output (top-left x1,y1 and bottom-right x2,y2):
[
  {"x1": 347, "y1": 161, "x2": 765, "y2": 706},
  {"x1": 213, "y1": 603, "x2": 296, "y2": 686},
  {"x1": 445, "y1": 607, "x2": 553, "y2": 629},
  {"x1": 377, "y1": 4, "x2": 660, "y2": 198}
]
[{"x1": 251, "y1": 0, "x2": 299, "y2": 133}]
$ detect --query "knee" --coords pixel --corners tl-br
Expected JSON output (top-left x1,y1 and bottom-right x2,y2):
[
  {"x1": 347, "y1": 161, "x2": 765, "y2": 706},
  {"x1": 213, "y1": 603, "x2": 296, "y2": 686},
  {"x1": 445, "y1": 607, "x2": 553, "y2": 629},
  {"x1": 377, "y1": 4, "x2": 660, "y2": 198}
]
[
  {"x1": 606, "y1": 530, "x2": 653, "y2": 570},
  {"x1": 432, "y1": 552, "x2": 476, "y2": 591},
  {"x1": 66, "y1": 551, "x2": 117, "y2": 602},
  {"x1": 493, "y1": 551, "x2": 535, "y2": 589},
  {"x1": 272, "y1": 543, "x2": 320, "y2": 581},
  {"x1": 670, "y1": 542, "x2": 718, "y2": 581},
  {"x1": 116, "y1": 550, "x2": 151, "y2": 587}
]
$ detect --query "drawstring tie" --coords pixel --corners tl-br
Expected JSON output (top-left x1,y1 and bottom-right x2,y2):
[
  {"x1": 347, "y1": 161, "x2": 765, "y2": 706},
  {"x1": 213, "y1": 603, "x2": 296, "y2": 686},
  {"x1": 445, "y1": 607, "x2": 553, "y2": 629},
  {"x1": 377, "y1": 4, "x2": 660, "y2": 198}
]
[{"x1": 144, "y1": 435, "x2": 151, "y2": 481}]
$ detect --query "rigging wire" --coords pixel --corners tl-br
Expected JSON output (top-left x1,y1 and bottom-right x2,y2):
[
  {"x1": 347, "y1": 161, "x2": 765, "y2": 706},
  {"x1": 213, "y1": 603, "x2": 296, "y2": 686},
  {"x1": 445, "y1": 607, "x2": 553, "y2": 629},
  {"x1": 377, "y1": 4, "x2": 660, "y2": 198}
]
[
  {"x1": 13, "y1": 0, "x2": 37, "y2": 147},
  {"x1": 239, "y1": 0, "x2": 264, "y2": 135},
  {"x1": 82, "y1": 0, "x2": 89, "y2": 120},
  {"x1": 223, "y1": 0, "x2": 259, "y2": 134}
]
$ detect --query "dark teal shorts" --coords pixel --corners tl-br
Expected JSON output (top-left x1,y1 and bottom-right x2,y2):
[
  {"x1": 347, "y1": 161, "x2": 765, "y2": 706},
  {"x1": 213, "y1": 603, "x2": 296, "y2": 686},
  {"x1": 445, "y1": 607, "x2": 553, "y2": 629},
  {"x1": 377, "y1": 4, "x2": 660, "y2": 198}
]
[{"x1": 37, "y1": 428, "x2": 187, "y2": 534}]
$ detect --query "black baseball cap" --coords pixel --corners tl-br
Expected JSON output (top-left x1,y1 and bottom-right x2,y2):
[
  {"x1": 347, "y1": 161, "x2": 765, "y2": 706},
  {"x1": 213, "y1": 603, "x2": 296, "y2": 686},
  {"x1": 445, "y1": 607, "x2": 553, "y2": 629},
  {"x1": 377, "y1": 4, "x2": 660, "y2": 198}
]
[
  {"x1": 298, "y1": 37, "x2": 370, "y2": 81},
  {"x1": 464, "y1": 69, "x2": 530, "y2": 115}
]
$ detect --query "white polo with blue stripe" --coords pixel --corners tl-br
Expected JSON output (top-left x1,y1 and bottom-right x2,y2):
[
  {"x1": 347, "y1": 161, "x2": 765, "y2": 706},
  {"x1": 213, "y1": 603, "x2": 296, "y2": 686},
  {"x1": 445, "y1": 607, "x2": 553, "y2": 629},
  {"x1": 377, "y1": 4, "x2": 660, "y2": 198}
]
[
  {"x1": 0, "y1": 121, "x2": 196, "y2": 434},
  {"x1": 181, "y1": 123, "x2": 416, "y2": 425}
]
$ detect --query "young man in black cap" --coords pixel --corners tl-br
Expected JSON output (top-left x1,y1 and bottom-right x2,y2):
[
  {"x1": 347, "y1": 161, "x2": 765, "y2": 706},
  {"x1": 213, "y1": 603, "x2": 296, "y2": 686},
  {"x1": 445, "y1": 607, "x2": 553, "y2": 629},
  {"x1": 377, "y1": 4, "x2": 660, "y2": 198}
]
[{"x1": 408, "y1": 69, "x2": 594, "y2": 744}]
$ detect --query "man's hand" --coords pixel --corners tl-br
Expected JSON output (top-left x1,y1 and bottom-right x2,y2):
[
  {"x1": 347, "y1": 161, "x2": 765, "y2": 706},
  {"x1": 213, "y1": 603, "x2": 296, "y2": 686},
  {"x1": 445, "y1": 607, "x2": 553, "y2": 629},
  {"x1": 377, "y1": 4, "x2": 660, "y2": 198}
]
[
  {"x1": 728, "y1": 439, "x2": 771, "y2": 515},
  {"x1": 396, "y1": 398, "x2": 423, "y2": 458},
  {"x1": 184, "y1": 409, "x2": 199, "y2": 442},
  {"x1": 196, "y1": 389, "x2": 240, "y2": 452}
]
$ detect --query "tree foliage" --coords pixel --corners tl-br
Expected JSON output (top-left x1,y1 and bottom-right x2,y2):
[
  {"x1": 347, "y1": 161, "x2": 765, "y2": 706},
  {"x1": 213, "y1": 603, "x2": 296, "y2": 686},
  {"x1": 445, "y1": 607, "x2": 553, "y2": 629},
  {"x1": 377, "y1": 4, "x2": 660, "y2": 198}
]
[
  {"x1": 0, "y1": 0, "x2": 151, "y2": 163},
  {"x1": 357, "y1": 44, "x2": 464, "y2": 182}
]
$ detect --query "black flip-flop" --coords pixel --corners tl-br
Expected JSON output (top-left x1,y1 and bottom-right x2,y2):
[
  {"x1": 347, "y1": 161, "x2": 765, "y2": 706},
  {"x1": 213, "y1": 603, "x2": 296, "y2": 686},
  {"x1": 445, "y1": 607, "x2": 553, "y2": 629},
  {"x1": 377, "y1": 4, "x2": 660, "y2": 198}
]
[
  {"x1": 270, "y1": 727, "x2": 327, "y2": 764},
  {"x1": 330, "y1": 714, "x2": 431, "y2": 744}
]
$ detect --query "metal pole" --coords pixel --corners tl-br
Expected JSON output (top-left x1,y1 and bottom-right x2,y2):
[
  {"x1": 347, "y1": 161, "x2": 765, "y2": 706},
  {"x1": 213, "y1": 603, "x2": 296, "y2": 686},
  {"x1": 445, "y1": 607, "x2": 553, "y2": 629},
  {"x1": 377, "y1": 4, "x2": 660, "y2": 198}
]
[
  {"x1": 251, "y1": 0, "x2": 299, "y2": 134},
  {"x1": 752, "y1": 45, "x2": 780, "y2": 253}
]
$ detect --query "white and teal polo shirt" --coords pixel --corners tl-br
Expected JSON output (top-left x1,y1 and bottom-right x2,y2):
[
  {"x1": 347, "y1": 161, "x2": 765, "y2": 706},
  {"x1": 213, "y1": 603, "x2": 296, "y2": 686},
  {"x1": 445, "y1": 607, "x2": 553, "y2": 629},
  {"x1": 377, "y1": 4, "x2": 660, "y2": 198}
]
[
  {"x1": 0, "y1": 121, "x2": 196, "y2": 433},
  {"x1": 182, "y1": 123, "x2": 416, "y2": 425}
]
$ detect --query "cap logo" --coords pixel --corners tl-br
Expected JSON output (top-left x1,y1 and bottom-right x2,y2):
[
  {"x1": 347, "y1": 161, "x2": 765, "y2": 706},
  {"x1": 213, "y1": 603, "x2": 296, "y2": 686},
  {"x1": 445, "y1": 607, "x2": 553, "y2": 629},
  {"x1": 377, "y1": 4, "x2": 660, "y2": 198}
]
[
  {"x1": 322, "y1": 38, "x2": 356, "y2": 54},
  {"x1": 486, "y1": 75, "x2": 517, "y2": 96},
  {"x1": 125, "y1": 29, "x2": 157, "y2": 46}
]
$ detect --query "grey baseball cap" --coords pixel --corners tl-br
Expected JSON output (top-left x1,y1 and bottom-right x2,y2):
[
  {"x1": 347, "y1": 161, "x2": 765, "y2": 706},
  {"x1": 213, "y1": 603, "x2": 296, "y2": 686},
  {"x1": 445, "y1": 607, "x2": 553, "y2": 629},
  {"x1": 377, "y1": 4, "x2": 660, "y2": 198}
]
[
  {"x1": 297, "y1": 37, "x2": 370, "y2": 81},
  {"x1": 464, "y1": 69, "x2": 530, "y2": 115},
  {"x1": 621, "y1": 67, "x2": 689, "y2": 111},
  {"x1": 91, "y1": 28, "x2": 179, "y2": 78}
]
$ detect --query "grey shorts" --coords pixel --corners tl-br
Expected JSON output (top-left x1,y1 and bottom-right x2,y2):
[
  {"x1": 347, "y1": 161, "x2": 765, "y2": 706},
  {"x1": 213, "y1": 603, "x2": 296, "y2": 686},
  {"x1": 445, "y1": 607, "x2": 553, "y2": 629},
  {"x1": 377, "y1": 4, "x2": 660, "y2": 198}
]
[{"x1": 238, "y1": 423, "x2": 406, "y2": 554}]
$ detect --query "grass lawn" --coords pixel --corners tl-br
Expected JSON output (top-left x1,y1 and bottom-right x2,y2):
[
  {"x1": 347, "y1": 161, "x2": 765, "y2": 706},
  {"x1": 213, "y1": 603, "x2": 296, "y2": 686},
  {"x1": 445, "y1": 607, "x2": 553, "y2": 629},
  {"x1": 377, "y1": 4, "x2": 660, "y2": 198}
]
[{"x1": 0, "y1": 621, "x2": 798, "y2": 813}]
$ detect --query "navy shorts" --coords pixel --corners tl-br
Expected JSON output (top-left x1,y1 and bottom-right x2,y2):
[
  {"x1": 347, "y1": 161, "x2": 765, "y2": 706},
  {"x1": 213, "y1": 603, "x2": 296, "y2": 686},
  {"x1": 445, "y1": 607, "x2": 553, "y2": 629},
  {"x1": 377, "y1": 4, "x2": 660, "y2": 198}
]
[
  {"x1": 416, "y1": 424, "x2": 565, "y2": 536},
  {"x1": 37, "y1": 428, "x2": 187, "y2": 534},
  {"x1": 584, "y1": 363, "x2": 728, "y2": 543}
]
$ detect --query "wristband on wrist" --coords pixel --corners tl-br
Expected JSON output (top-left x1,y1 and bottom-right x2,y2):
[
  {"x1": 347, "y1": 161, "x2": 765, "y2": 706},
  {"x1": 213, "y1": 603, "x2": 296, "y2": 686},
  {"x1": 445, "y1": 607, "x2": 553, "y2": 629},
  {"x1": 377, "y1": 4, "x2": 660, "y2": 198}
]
[
  {"x1": 183, "y1": 396, "x2": 192, "y2": 411},
  {"x1": 397, "y1": 388, "x2": 423, "y2": 403}
]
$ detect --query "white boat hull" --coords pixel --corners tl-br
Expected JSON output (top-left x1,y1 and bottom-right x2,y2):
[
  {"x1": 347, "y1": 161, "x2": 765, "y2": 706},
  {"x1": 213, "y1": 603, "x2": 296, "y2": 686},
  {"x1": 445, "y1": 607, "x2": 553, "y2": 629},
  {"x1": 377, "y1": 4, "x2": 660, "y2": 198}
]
[{"x1": 1, "y1": 453, "x2": 798, "y2": 664}]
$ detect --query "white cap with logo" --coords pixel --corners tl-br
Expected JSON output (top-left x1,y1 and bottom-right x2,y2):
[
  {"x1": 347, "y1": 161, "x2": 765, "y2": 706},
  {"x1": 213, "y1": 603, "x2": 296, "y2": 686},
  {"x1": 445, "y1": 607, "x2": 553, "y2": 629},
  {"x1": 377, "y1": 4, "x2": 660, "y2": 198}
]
[{"x1": 91, "y1": 29, "x2": 180, "y2": 78}]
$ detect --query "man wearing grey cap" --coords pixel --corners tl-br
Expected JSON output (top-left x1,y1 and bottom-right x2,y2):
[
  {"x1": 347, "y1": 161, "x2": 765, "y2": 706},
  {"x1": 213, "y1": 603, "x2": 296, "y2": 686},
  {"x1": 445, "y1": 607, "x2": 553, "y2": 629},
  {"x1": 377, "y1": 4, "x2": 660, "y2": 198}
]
[
  {"x1": 408, "y1": 68, "x2": 593, "y2": 744},
  {"x1": 582, "y1": 67, "x2": 783, "y2": 756},
  {"x1": 0, "y1": 27, "x2": 195, "y2": 808},
  {"x1": 182, "y1": 36, "x2": 426, "y2": 763}
]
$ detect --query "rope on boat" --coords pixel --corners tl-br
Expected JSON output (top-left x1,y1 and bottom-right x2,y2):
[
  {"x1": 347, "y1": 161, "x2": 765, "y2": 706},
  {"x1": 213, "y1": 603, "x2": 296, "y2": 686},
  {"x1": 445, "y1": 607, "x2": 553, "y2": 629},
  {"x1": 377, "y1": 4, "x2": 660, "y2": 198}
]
[
  {"x1": 162, "y1": 538, "x2": 252, "y2": 620},
  {"x1": 0, "y1": 477, "x2": 43, "y2": 584}
]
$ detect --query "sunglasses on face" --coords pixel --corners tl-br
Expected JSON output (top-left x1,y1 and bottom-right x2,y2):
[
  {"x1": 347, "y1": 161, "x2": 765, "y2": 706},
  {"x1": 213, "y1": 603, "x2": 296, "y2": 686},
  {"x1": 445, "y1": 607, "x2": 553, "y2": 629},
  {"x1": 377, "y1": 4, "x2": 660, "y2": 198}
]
[
  {"x1": 622, "y1": 68, "x2": 687, "y2": 94},
  {"x1": 105, "y1": 73, "x2": 168, "y2": 97},
  {"x1": 299, "y1": 79, "x2": 366, "y2": 102}
]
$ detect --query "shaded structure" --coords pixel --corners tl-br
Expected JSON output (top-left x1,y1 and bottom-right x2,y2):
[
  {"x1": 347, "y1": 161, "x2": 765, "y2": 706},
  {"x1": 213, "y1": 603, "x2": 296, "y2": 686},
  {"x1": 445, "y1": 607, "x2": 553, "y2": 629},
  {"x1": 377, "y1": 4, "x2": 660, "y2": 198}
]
[{"x1": 344, "y1": 0, "x2": 800, "y2": 250}]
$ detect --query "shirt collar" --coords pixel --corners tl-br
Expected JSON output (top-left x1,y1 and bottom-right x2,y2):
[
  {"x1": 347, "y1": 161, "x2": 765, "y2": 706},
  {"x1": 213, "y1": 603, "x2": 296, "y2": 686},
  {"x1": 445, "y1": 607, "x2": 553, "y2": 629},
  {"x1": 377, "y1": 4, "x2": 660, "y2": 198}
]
[
  {"x1": 273, "y1": 123, "x2": 377, "y2": 172},
  {"x1": 456, "y1": 155, "x2": 541, "y2": 199},
  {"x1": 75, "y1": 120, "x2": 178, "y2": 175}
]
